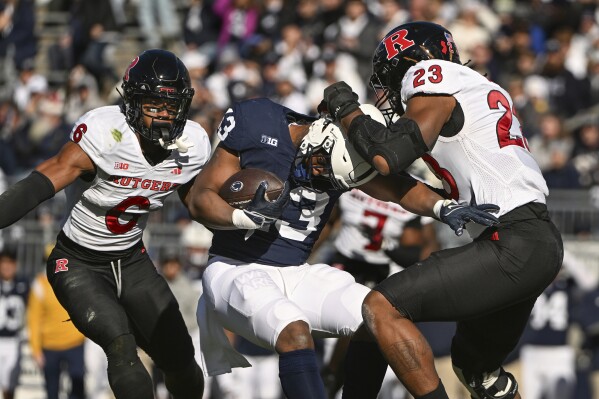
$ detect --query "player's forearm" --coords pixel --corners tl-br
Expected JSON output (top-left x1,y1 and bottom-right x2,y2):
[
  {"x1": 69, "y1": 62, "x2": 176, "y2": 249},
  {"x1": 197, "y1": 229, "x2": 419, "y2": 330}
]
[
  {"x1": 188, "y1": 189, "x2": 238, "y2": 230},
  {"x1": 0, "y1": 171, "x2": 56, "y2": 228},
  {"x1": 344, "y1": 115, "x2": 429, "y2": 176},
  {"x1": 360, "y1": 174, "x2": 440, "y2": 218},
  {"x1": 397, "y1": 181, "x2": 443, "y2": 218}
]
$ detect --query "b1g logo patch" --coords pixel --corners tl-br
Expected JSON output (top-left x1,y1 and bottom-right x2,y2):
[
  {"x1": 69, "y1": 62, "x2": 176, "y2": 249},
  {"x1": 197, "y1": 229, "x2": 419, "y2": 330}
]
[
  {"x1": 261, "y1": 135, "x2": 278, "y2": 147},
  {"x1": 54, "y1": 258, "x2": 69, "y2": 273}
]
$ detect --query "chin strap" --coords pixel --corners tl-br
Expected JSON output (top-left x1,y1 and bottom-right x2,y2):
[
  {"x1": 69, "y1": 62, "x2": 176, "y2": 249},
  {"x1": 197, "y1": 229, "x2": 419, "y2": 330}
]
[
  {"x1": 159, "y1": 134, "x2": 194, "y2": 153},
  {"x1": 153, "y1": 121, "x2": 194, "y2": 153}
]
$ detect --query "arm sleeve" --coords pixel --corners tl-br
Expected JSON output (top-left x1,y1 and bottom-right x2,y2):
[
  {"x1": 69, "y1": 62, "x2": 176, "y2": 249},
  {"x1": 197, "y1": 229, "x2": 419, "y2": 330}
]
[{"x1": 0, "y1": 171, "x2": 55, "y2": 228}]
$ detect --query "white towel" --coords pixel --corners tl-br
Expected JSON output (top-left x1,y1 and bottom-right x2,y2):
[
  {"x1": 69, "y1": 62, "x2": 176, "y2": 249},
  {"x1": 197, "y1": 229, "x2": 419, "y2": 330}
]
[{"x1": 196, "y1": 292, "x2": 252, "y2": 377}]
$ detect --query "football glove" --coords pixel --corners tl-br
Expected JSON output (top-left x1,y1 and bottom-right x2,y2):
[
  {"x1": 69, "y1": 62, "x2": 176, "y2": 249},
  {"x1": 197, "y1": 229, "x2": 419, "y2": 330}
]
[
  {"x1": 434, "y1": 199, "x2": 500, "y2": 236},
  {"x1": 242, "y1": 181, "x2": 291, "y2": 229},
  {"x1": 320, "y1": 81, "x2": 361, "y2": 120}
]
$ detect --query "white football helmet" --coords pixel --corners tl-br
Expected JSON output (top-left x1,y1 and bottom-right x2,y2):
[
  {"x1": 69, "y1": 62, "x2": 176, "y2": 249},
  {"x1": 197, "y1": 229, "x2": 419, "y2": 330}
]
[{"x1": 292, "y1": 104, "x2": 384, "y2": 191}]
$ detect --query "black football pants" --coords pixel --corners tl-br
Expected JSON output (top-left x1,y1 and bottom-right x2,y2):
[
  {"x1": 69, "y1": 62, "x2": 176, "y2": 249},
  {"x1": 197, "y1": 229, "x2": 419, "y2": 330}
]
[{"x1": 375, "y1": 202, "x2": 563, "y2": 373}]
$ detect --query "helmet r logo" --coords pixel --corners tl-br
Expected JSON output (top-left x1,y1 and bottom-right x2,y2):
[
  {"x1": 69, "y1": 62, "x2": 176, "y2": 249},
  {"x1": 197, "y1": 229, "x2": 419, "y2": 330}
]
[
  {"x1": 124, "y1": 56, "x2": 139, "y2": 82},
  {"x1": 383, "y1": 29, "x2": 415, "y2": 60}
]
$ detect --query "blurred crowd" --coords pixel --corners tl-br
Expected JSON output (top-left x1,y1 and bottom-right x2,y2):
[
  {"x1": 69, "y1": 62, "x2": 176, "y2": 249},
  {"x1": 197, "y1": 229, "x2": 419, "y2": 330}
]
[{"x1": 1, "y1": 0, "x2": 599, "y2": 189}]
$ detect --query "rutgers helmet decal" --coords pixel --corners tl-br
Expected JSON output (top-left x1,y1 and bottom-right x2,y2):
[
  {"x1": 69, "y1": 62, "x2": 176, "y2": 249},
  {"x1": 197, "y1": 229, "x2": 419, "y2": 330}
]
[
  {"x1": 383, "y1": 29, "x2": 415, "y2": 60},
  {"x1": 124, "y1": 56, "x2": 139, "y2": 82},
  {"x1": 441, "y1": 32, "x2": 457, "y2": 58},
  {"x1": 159, "y1": 87, "x2": 177, "y2": 94}
]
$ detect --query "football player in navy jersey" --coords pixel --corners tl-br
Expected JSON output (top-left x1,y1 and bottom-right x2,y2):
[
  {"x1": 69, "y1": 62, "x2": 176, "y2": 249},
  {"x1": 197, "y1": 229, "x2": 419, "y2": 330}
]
[
  {"x1": 186, "y1": 98, "x2": 500, "y2": 399},
  {"x1": 0, "y1": 250, "x2": 29, "y2": 399},
  {"x1": 319, "y1": 21, "x2": 564, "y2": 399},
  {"x1": 0, "y1": 49, "x2": 209, "y2": 399}
]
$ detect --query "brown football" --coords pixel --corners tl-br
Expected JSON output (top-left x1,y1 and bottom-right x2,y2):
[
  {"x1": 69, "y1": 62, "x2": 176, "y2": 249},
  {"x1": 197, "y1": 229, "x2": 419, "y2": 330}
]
[{"x1": 218, "y1": 168, "x2": 285, "y2": 209}]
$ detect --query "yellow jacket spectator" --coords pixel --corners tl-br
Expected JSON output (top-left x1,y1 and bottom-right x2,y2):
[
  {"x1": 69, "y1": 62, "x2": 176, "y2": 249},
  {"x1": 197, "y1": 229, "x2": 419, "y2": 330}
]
[{"x1": 27, "y1": 272, "x2": 85, "y2": 399}]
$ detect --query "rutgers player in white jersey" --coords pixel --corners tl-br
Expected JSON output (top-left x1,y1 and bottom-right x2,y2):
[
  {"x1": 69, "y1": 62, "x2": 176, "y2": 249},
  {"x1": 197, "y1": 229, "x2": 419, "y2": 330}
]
[
  {"x1": 333, "y1": 189, "x2": 437, "y2": 273},
  {"x1": 320, "y1": 22, "x2": 563, "y2": 399},
  {"x1": 0, "y1": 49, "x2": 209, "y2": 399}
]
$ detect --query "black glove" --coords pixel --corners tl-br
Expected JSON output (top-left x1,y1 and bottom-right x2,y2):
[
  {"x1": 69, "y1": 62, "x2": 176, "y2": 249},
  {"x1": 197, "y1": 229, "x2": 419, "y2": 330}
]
[
  {"x1": 321, "y1": 81, "x2": 361, "y2": 120},
  {"x1": 243, "y1": 181, "x2": 291, "y2": 228},
  {"x1": 435, "y1": 200, "x2": 500, "y2": 236}
]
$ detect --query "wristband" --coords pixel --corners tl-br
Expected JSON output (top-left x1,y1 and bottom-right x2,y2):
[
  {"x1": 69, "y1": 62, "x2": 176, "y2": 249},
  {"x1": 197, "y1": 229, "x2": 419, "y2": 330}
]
[
  {"x1": 231, "y1": 209, "x2": 259, "y2": 230},
  {"x1": 433, "y1": 199, "x2": 453, "y2": 219}
]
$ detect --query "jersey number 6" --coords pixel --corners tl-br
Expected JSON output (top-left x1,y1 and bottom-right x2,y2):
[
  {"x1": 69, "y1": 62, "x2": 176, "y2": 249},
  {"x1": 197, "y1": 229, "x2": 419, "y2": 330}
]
[{"x1": 105, "y1": 196, "x2": 151, "y2": 234}]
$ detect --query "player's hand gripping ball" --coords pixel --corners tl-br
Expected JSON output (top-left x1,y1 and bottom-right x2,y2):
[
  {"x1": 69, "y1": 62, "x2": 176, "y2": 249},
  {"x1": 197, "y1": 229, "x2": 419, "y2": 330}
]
[
  {"x1": 220, "y1": 169, "x2": 290, "y2": 229},
  {"x1": 218, "y1": 168, "x2": 286, "y2": 209}
]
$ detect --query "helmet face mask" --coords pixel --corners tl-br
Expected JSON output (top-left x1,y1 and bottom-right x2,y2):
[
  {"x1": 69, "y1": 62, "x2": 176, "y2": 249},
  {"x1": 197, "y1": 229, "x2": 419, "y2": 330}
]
[
  {"x1": 292, "y1": 117, "x2": 378, "y2": 192},
  {"x1": 120, "y1": 49, "x2": 195, "y2": 148},
  {"x1": 370, "y1": 67, "x2": 404, "y2": 124},
  {"x1": 370, "y1": 21, "x2": 461, "y2": 124},
  {"x1": 292, "y1": 129, "x2": 341, "y2": 193}
]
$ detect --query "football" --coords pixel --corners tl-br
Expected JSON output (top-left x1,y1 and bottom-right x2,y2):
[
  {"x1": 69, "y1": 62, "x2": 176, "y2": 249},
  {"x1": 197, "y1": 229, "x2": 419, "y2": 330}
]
[{"x1": 218, "y1": 168, "x2": 285, "y2": 209}]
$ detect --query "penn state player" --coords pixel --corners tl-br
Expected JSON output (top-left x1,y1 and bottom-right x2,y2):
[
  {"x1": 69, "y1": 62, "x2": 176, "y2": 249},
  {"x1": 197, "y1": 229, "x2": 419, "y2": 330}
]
[
  {"x1": 320, "y1": 21, "x2": 564, "y2": 399},
  {"x1": 0, "y1": 49, "x2": 209, "y2": 399},
  {"x1": 517, "y1": 250, "x2": 597, "y2": 399},
  {"x1": 0, "y1": 250, "x2": 28, "y2": 399},
  {"x1": 186, "y1": 98, "x2": 501, "y2": 399}
]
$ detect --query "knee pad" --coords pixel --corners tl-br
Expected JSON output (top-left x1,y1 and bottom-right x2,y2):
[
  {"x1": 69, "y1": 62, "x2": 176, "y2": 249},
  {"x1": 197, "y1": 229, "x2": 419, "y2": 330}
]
[
  {"x1": 163, "y1": 359, "x2": 205, "y2": 399},
  {"x1": 453, "y1": 366, "x2": 518, "y2": 399},
  {"x1": 105, "y1": 334, "x2": 139, "y2": 365},
  {"x1": 106, "y1": 334, "x2": 154, "y2": 399},
  {"x1": 324, "y1": 283, "x2": 369, "y2": 335}
]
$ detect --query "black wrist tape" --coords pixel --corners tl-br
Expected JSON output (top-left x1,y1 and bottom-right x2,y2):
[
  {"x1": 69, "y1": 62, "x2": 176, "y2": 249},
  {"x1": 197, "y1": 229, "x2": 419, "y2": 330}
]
[
  {"x1": 335, "y1": 100, "x2": 360, "y2": 120},
  {"x1": 0, "y1": 170, "x2": 55, "y2": 228}
]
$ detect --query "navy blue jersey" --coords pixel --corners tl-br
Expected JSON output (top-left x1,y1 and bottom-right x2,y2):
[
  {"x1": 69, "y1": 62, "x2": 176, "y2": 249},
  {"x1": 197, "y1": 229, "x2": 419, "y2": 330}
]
[
  {"x1": 0, "y1": 277, "x2": 29, "y2": 337},
  {"x1": 210, "y1": 98, "x2": 341, "y2": 266},
  {"x1": 519, "y1": 277, "x2": 573, "y2": 346}
]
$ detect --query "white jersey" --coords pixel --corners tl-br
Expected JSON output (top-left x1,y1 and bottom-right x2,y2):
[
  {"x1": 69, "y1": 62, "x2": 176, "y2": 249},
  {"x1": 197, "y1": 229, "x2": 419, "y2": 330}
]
[
  {"x1": 402, "y1": 60, "x2": 548, "y2": 220},
  {"x1": 61, "y1": 106, "x2": 212, "y2": 251},
  {"x1": 334, "y1": 189, "x2": 433, "y2": 265}
]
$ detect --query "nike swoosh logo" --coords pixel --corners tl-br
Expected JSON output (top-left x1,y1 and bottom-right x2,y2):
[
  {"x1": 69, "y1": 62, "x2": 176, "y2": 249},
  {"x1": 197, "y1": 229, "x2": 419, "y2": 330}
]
[{"x1": 444, "y1": 205, "x2": 461, "y2": 216}]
